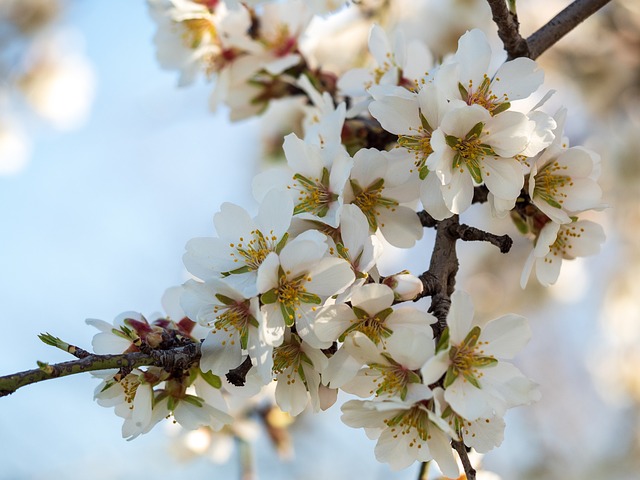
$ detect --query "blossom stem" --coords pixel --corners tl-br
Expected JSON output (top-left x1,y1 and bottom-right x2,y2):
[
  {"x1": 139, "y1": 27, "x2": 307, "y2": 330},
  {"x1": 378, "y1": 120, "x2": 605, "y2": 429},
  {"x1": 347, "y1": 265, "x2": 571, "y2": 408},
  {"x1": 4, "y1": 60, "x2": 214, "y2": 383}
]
[
  {"x1": 526, "y1": 0, "x2": 613, "y2": 60},
  {"x1": 0, "y1": 343, "x2": 200, "y2": 397},
  {"x1": 452, "y1": 439, "x2": 477, "y2": 480},
  {"x1": 417, "y1": 461, "x2": 430, "y2": 480}
]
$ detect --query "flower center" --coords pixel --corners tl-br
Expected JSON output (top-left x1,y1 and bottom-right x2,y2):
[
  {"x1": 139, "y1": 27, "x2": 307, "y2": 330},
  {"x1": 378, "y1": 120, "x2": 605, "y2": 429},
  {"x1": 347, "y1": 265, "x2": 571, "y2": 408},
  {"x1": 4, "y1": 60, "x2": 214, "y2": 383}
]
[
  {"x1": 350, "y1": 178, "x2": 398, "y2": 230},
  {"x1": 445, "y1": 122, "x2": 495, "y2": 183},
  {"x1": 461, "y1": 76, "x2": 510, "y2": 116},
  {"x1": 368, "y1": 355, "x2": 418, "y2": 399},
  {"x1": 549, "y1": 223, "x2": 584, "y2": 259},
  {"x1": 228, "y1": 229, "x2": 284, "y2": 274},
  {"x1": 290, "y1": 168, "x2": 339, "y2": 218},
  {"x1": 180, "y1": 18, "x2": 216, "y2": 49},
  {"x1": 534, "y1": 160, "x2": 572, "y2": 209},
  {"x1": 443, "y1": 326, "x2": 497, "y2": 389},
  {"x1": 262, "y1": 269, "x2": 321, "y2": 327},
  {"x1": 211, "y1": 296, "x2": 256, "y2": 349},
  {"x1": 385, "y1": 403, "x2": 433, "y2": 443}
]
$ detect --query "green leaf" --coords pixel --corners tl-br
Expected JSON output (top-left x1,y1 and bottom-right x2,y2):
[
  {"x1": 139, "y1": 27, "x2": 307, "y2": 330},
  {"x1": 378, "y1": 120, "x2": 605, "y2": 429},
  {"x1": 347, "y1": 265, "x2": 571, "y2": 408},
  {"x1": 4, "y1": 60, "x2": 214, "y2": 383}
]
[
  {"x1": 215, "y1": 294, "x2": 237, "y2": 306},
  {"x1": 491, "y1": 101, "x2": 511, "y2": 115},
  {"x1": 462, "y1": 325, "x2": 482, "y2": 349},
  {"x1": 226, "y1": 265, "x2": 252, "y2": 275},
  {"x1": 321, "y1": 167, "x2": 331, "y2": 186},
  {"x1": 473, "y1": 356, "x2": 498, "y2": 368},
  {"x1": 349, "y1": 179, "x2": 363, "y2": 197},
  {"x1": 443, "y1": 366, "x2": 458, "y2": 388},
  {"x1": 352, "y1": 306, "x2": 370, "y2": 320},
  {"x1": 376, "y1": 307, "x2": 394, "y2": 322},
  {"x1": 445, "y1": 135, "x2": 460, "y2": 149},
  {"x1": 467, "y1": 121, "x2": 484, "y2": 140},
  {"x1": 466, "y1": 159, "x2": 483, "y2": 184},
  {"x1": 200, "y1": 370, "x2": 222, "y2": 389},
  {"x1": 275, "y1": 232, "x2": 289, "y2": 254},
  {"x1": 281, "y1": 303, "x2": 296, "y2": 327},
  {"x1": 419, "y1": 112, "x2": 432, "y2": 132},
  {"x1": 183, "y1": 394, "x2": 205, "y2": 408},
  {"x1": 458, "y1": 82, "x2": 469, "y2": 102},
  {"x1": 463, "y1": 371, "x2": 481, "y2": 389},
  {"x1": 436, "y1": 327, "x2": 450, "y2": 354},
  {"x1": 261, "y1": 288, "x2": 279, "y2": 304}
]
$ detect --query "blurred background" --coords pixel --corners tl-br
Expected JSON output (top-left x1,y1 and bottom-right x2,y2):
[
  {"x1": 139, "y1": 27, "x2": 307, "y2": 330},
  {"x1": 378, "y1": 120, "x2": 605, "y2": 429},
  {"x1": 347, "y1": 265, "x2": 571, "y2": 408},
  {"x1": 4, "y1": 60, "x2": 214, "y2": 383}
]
[{"x1": 0, "y1": 0, "x2": 639, "y2": 479}]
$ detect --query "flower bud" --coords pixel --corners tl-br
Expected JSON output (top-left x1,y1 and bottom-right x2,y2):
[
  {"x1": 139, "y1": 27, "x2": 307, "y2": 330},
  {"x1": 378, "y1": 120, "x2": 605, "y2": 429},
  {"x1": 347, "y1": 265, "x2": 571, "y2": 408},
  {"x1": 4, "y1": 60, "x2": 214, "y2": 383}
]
[{"x1": 382, "y1": 271, "x2": 423, "y2": 301}]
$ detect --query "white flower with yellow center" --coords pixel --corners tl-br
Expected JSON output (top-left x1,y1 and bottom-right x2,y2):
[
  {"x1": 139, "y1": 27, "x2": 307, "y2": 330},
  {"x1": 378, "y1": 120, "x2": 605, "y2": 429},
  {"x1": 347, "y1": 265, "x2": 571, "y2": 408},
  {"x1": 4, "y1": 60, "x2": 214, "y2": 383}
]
[
  {"x1": 433, "y1": 387, "x2": 505, "y2": 455},
  {"x1": 339, "y1": 329, "x2": 435, "y2": 400},
  {"x1": 314, "y1": 283, "x2": 435, "y2": 387},
  {"x1": 436, "y1": 28, "x2": 544, "y2": 116},
  {"x1": 421, "y1": 290, "x2": 539, "y2": 421},
  {"x1": 257, "y1": 234, "x2": 355, "y2": 347},
  {"x1": 341, "y1": 391, "x2": 459, "y2": 475},
  {"x1": 272, "y1": 332, "x2": 330, "y2": 416},
  {"x1": 520, "y1": 218, "x2": 605, "y2": 288},
  {"x1": 252, "y1": 133, "x2": 353, "y2": 228},
  {"x1": 183, "y1": 189, "x2": 293, "y2": 297},
  {"x1": 345, "y1": 148, "x2": 422, "y2": 248},
  {"x1": 181, "y1": 278, "x2": 271, "y2": 381},
  {"x1": 528, "y1": 109, "x2": 602, "y2": 224},
  {"x1": 94, "y1": 369, "x2": 155, "y2": 440},
  {"x1": 339, "y1": 24, "x2": 433, "y2": 115},
  {"x1": 148, "y1": 0, "x2": 224, "y2": 86},
  {"x1": 428, "y1": 104, "x2": 546, "y2": 215}
]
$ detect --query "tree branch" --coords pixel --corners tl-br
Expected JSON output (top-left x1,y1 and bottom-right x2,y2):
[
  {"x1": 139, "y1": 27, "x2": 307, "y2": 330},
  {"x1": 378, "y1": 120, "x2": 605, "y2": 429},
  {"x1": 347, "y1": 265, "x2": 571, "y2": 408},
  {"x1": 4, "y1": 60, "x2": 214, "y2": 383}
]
[
  {"x1": 0, "y1": 343, "x2": 201, "y2": 397},
  {"x1": 427, "y1": 216, "x2": 460, "y2": 339},
  {"x1": 452, "y1": 440, "x2": 477, "y2": 480},
  {"x1": 449, "y1": 223, "x2": 513, "y2": 254},
  {"x1": 526, "y1": 0, "x2": 612, "y2": 60},
  {"x1": 486, "y1": 0, "x2": 530, "y2": 59}
]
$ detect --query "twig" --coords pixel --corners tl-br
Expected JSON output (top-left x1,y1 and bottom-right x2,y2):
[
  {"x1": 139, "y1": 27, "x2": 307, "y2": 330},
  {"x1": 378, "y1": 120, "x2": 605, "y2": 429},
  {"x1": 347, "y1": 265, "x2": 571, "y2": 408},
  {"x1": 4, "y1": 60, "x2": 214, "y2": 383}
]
[
  {"x1": 0, "y1": 343, "x2": 200, "y2": 397},
  {"x1": 527, "y1": 0, "x2": 613, "y2": 60},
  {"x1": 486, "y1": 0, "x2": 530, "y2": 59},
  {"x1": 226, "y1": 356, "x2": 253, "y2": 386},
  {"x1": 417, "y1": 210, "x2": 438, "y2": 228},
  {"x1": 417, "y1": 460, "x2": 430, "y2": 480},
  {"x1": 452, "y1": 440, "x2": 476, "y2": 480},
  {"x1": 449, "y1": 223, "x2": 513, "y2": 254}
]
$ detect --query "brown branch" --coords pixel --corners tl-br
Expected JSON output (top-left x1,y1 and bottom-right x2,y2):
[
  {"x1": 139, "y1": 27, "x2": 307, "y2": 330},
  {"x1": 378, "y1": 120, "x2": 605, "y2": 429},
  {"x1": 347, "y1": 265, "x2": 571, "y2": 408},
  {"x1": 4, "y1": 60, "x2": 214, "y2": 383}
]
[
  {"x1": 426, "y1": 216, "x2": 460, "y2": 339},
  {"x1": 226, "y1": 356, "x2": 253, "y2": 386},
  {"x1": 449, "y1": 223, "x2": 513, "y2": 254},
  {"x1": 452, "y1": 440, "x2": 477, "y2": 480},
  {"x1": 0, "y1": 343, "x2": 201, "y2": 397},
  {"x1": 417, "y1": 210, "x2": 438, "y2": 228},
  {"x1": 486, "y1": 0, "x2": 530, "y2": 59},
  {"x1": 527, "y1": 0, "x2": 613, "y2": 60}
]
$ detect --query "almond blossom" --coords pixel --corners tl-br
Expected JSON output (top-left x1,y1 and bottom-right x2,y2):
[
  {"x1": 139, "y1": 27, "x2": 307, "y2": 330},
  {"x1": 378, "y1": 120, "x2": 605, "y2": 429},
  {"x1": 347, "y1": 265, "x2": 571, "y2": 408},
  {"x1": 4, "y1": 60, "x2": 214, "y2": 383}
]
[
  {"x1": 421, "y1": 291, "x2": 539, "y2": 421},
  {"x1": 252, "y1": 133, "x2": 353, "y2": 228},
  {"x1": 181, "y1": 278, "x2": 269, "y2": 380},
  {"x1": 527, "y1": 109, "x2": 603, "y2": 224},
  {"x1": 436, "y1": 28, "x2": 544, "y2": 116},
  {"x1": 520, "y1": 218, "x2": 606, "y2": 288},
  {"x1": 183, "y1": 189, "x2": 294, "y2": 297},
  {"x1": 345, "y1": 147, "x2": 422, "y2": 248},
  {"x1": 341, "y1": 392, "x2": 459, "y2": 476},
  {"x1": 428, "y1": 103, "x2": 549, "y2": 215},
  {"x1": 271, "y1": 331, "x2": 332, "y2": 416},
  {"x1": 257, "y1": 234, "x2": 355, "y2": 347}
]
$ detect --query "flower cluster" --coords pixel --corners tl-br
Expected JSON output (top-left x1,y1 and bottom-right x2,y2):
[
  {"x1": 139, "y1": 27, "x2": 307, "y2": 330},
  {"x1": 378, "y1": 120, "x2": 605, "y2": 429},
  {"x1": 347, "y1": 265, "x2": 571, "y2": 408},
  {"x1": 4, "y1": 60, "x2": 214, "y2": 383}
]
[
  {"x1": 88, "y1": 312, "x2": 232, "y2": 439},
  {"x1": 84, "y1": 3, "x2": 608, "y2": 475}
]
